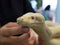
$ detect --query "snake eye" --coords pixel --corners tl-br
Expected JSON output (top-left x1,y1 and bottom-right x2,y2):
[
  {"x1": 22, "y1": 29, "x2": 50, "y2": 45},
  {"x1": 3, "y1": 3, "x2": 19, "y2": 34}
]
[{"x1": 31, "y1": 16, "x2": 35, "y2": 19}]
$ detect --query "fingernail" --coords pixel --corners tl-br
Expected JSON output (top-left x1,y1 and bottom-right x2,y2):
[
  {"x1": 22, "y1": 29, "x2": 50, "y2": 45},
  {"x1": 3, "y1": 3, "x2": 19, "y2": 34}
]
[{"x1": 22, "y1": 26, "x2": 30, "y2": 33}]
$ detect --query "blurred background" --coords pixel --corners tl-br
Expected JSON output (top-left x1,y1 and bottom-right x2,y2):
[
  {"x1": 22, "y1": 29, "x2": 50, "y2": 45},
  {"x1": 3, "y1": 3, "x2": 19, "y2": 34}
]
[
  {"x1": 29, "y1": 0, "x2": 57, "y2": 11},
  {"x1": 29, "y1": 0, "x2": 60, "y2": 23}
]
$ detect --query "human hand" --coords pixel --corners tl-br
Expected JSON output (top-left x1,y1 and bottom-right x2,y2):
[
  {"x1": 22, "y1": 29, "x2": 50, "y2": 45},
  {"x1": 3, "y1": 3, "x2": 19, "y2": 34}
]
[{"x1": 0, "y1": 22, "x2": 30, "y2": 45}]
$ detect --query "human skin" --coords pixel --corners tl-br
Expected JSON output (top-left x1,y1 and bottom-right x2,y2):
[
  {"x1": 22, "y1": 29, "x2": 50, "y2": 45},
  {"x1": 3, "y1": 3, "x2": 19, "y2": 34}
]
[{"x1": 0, "y1": 22, "x2": 35, "y2": 45}]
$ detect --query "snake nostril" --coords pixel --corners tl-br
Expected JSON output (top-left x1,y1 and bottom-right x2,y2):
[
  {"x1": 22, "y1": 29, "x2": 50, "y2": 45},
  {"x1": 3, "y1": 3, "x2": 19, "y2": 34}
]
[{"x1": 22, "y1": 19, "x2": 23, "y2": 20}]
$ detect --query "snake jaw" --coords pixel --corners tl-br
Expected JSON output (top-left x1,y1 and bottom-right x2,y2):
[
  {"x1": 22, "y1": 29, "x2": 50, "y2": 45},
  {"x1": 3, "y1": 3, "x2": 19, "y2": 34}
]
[{"x1": 17, "y1": 18, "x2": 40, "y2": 28}]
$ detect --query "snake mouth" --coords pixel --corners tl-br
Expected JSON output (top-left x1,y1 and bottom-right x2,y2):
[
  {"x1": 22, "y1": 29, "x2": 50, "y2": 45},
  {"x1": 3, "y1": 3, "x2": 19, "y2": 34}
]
[{"x1": 22, "y1": 26, "x2": 29, "y2": 28}]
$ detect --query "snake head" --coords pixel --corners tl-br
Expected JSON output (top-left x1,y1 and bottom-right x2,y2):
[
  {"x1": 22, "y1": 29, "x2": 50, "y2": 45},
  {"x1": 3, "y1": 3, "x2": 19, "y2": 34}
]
[{"x1": 17, "y1": 12, "x2": 45, "y2": 28}]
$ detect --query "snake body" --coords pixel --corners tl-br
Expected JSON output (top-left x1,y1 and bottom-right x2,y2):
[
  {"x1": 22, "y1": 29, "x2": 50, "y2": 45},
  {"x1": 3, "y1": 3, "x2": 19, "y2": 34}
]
[{"x1": 17, "y1": 12, "x2": 60, "y2": 45}]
